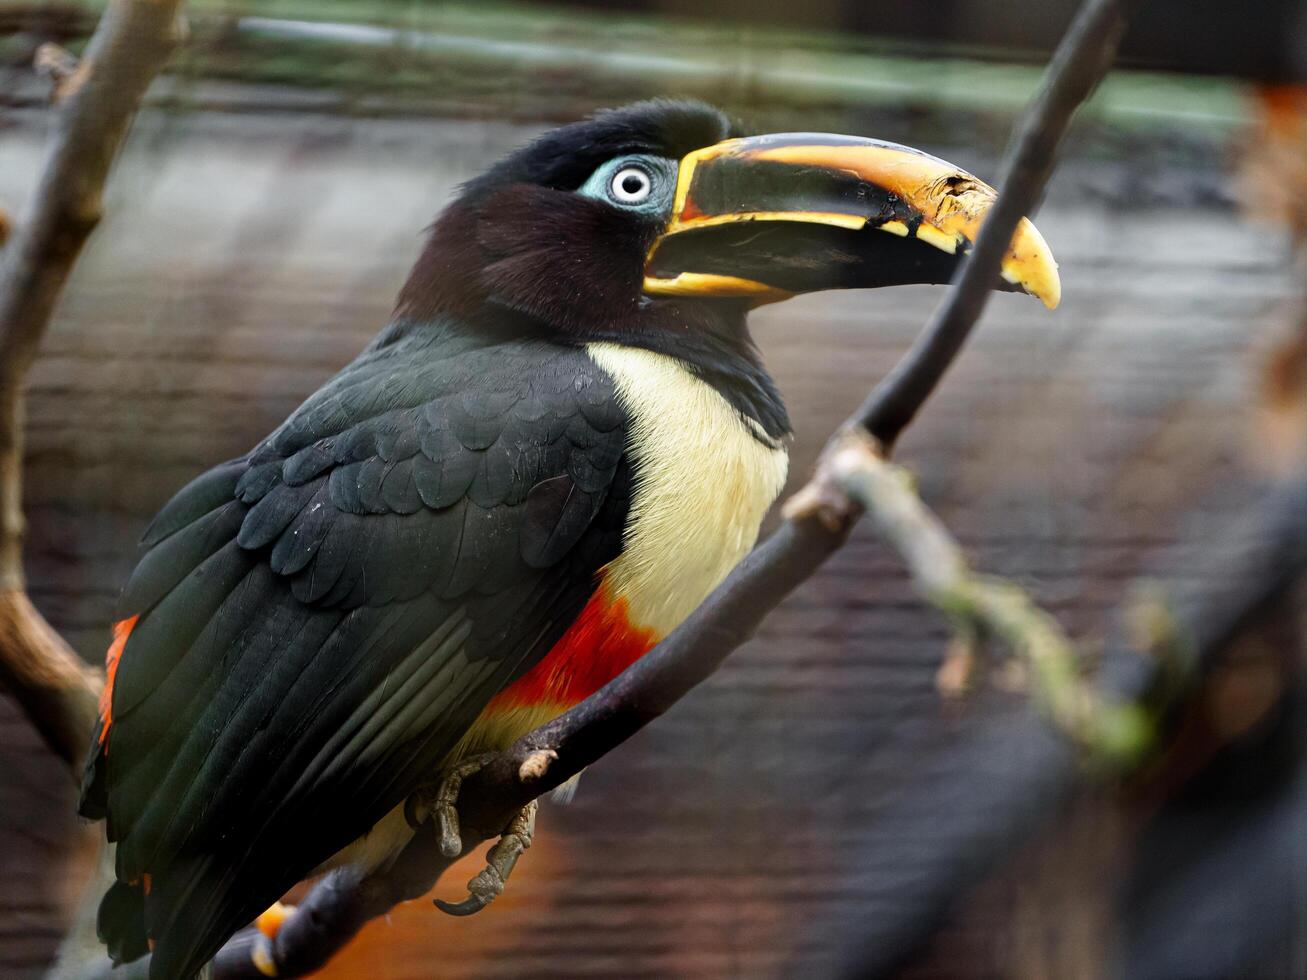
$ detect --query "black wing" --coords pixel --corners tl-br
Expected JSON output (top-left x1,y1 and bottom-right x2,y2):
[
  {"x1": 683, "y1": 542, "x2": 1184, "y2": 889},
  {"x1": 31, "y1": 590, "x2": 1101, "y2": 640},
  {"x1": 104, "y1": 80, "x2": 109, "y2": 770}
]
[{"x1": 79, "y1": 320, "x2": 630, "y2": 977}]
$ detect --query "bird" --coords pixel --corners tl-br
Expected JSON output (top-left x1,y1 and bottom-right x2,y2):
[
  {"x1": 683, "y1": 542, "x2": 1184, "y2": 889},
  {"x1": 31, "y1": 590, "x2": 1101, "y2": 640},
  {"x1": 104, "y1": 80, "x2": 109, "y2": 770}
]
[{"x1": 78, "y1": 99, "x2": 1058, "y2": 979}]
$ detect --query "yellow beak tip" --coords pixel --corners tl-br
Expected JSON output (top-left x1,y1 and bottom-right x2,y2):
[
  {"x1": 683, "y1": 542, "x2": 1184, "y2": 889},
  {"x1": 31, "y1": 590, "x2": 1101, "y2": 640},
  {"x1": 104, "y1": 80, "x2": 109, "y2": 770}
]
[
  {"x1": 1006, "y1": 218, "x2": 1061, "y2": 311},
  {"x1": 1023, "y1": 267, "x2": 1062, "y2": 310}
]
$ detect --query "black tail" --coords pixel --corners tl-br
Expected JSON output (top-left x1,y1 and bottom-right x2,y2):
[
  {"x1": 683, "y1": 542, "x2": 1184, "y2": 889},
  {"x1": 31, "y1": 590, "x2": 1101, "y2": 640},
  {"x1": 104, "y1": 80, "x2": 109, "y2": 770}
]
[
  {"x1": 97, "y1": 880, "x2": 150, "y2": 966},
  {"x1": 98, "y1": 857, "x2": 258, "y2": 980},
  {"x1": 146, "y1": 854, "x2": 265, "y2": 980}
]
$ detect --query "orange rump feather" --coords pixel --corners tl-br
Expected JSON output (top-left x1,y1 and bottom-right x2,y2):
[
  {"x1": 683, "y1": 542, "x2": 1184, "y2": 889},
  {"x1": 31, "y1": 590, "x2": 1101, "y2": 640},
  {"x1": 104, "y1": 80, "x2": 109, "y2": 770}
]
[{"x1": 98, "y1": 615, "x2": 139, "y2": 747}]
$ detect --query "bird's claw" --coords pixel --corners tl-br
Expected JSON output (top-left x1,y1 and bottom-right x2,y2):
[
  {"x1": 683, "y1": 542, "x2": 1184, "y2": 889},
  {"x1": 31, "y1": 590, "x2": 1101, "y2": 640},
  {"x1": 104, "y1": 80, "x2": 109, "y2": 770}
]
[
  {"x1": 411, "y1": 755, "x2": 538, "y2": 916},
  {"x1": 433, "y1": 868, "x2": 497, "y2": 916},
  {"x1": 435, "y1": 799, "x2": 536, "y2": 917},
  {"x1": 406, "y1": 752, "x2": 500, "y2": 858}
]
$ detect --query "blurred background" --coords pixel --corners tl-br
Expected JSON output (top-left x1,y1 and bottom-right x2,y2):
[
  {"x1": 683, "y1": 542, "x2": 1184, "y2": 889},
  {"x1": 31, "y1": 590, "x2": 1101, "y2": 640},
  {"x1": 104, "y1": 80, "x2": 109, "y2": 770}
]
[{"x1": 2, "y1": 1, "x2": 1305, "y2": 977}]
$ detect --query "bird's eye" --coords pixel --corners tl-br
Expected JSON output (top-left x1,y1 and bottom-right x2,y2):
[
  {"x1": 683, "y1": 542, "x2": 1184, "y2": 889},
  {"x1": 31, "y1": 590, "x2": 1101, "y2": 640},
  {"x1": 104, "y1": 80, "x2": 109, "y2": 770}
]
[{"x1": 609, "y1": 166, "x2": 653, "y2": 204}]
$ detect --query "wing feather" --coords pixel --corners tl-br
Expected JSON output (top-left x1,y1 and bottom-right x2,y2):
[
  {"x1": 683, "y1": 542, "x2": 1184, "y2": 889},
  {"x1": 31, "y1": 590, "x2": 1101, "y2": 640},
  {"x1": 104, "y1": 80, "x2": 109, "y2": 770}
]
[{"x1": 82, "y1": 324, "x2": 632, "y2": 978}]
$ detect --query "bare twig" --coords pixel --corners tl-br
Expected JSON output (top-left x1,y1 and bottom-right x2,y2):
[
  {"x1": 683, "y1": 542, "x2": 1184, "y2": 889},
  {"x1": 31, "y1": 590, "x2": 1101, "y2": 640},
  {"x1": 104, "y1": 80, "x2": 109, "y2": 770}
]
[
  {"x1": 0, "y1": 0, "x2": 185, "y2": 771},
  {"x1": 0, "y1": 9, "x2": 187, "y2": 980},
  {"x1": 828, "y1": 432, "x2": 1153, "y2": 765},
  {"x1": 213, "y1": 0, "x2": 1141, "y2": 975},
  {"x1": 1, "y1": 0, "x2": 185, "y2": 593},
  {"x1": 807, "y1": 467, "x2": 1307, "y2": 979},
  {"x1": 34, "y1": 43, "x2": 84, "y2": 103},
  {"x1": 0, "y1": 590, "x2": 100, "y2": 773},
  {"x1": 858, "y1": 0, "x2": 1143, "y2": 448}
]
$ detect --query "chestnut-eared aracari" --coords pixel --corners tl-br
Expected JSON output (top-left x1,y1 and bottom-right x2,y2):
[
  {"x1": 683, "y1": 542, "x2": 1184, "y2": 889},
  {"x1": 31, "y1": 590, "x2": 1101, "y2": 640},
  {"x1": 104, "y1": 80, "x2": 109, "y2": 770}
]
[{"x1": 79, "y1": 100, "x2": 1058, "y2": 978}]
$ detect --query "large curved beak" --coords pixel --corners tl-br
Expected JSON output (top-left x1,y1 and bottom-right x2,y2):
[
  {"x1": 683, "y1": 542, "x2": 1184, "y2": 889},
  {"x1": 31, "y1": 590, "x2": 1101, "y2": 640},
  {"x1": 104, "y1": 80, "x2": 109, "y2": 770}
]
[{"x1": 643, "y1": 134, "x2": 1060, "y2": 310}]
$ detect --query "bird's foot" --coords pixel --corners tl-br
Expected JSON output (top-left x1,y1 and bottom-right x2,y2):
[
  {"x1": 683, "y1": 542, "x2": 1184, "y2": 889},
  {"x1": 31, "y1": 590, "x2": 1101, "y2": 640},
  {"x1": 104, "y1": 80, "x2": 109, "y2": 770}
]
[
  {"x1": 405, "y1": 752, "x2": 501, "y2": 857},
  {"x1": 408, "y1": 753, "x2": 540, "y2": 917},
  {"x1": 435, "y1": 799, "x2": 537, "y2": 917}
]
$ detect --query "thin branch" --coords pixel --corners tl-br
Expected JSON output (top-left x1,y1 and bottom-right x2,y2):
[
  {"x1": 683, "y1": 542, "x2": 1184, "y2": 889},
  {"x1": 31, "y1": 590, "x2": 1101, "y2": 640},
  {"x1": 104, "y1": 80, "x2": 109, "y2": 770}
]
[
  {"x1": 0, "y1": 0, "x2": 185, "y2": 770},
  {"x1": 828, "y1": 431, "x2": 1153, "y2": 765},
  {"x1": 808, "y1": 466, "x2": 1307, "y2": 979},
  {"x1": 210, "y1": 837, "x2": 456, "y2": 980},
  {"x1": 450, "y1": 0, "x2": 1141, "y2": 842},
  {"x1": 0, "y1": 590, "x2": 101, "y2": 773},
  {"x1": 0, "y1": 0, "x2": 186, "y2": 586},
  {"x1": 858, "y1": 0, "x2": 1144, "y2": 448},
  {"x1": 215, "y1": 0, "x2": 1141, "y2": 975}
]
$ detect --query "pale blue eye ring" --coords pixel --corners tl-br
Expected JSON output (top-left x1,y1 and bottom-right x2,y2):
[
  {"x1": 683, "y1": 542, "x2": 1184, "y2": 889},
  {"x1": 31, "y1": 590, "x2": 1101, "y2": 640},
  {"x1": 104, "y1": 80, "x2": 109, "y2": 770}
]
[
  {"x1": 578, "y1": 155, "x2": 675, "y2": 216},
  {"x1": 609, "y1": 165, "x2": 653, "y2": 204}
]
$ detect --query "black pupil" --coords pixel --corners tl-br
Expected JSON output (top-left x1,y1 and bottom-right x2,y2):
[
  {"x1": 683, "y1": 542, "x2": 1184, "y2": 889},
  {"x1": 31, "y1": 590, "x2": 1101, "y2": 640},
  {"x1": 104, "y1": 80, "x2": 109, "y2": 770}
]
[{"x1": 621, "y1": 173, "x2": 645, "y2": 195}]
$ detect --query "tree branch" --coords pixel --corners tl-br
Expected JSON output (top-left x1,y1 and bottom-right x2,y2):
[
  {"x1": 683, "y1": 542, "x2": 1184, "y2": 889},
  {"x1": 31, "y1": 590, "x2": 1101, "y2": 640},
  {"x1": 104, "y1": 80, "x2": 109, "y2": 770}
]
[
  {"x1": 828, "y1": 431, "x2": 1153, "y2": 765},
  {"x1": 806, "y1": 466, "x2": 1307, "y2": 978},
  {"x1": 0, "y1": 591, "x2": 101, "y2": 776},
  {"x1": 857, "y1": 0, "x2": 1143, "y2": 448},
  {"x1": 0, "y1": 0, "x2": 185, "y2": 772},
  {"x1": 449, "y1": 0, "x2": 1142, "y2": 850},
  {"x1": 214, "y1": 0, "x2": 1143, "y2": 975}
]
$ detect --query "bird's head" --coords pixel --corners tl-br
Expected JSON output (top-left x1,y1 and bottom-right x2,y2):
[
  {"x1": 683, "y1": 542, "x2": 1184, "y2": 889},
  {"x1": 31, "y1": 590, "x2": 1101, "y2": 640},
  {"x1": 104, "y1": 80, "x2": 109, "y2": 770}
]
[{"x1": 397, "y1": 99, "x2": 1060, "y2": 335}]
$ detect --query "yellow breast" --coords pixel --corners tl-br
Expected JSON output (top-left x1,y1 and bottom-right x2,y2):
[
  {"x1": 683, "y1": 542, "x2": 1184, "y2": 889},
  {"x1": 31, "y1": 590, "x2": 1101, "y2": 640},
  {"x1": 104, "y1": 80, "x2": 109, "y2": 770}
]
[
  {"x1": 585, "y1": 342, "x2": 789, "y2": 637},
  {"x1": 334, "y1": 346, "x2": 788, "y2": 871}
]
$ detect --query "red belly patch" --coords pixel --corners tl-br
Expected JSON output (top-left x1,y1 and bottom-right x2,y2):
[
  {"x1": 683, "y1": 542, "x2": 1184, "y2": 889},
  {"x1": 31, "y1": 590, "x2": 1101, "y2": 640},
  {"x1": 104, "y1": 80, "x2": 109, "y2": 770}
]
[
  {"x1": 98, "y1": 615, "x2": 139, "y2": 747},
  {"x1": 488, "y1": 586, "x2": 657, "y2": 711}
]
